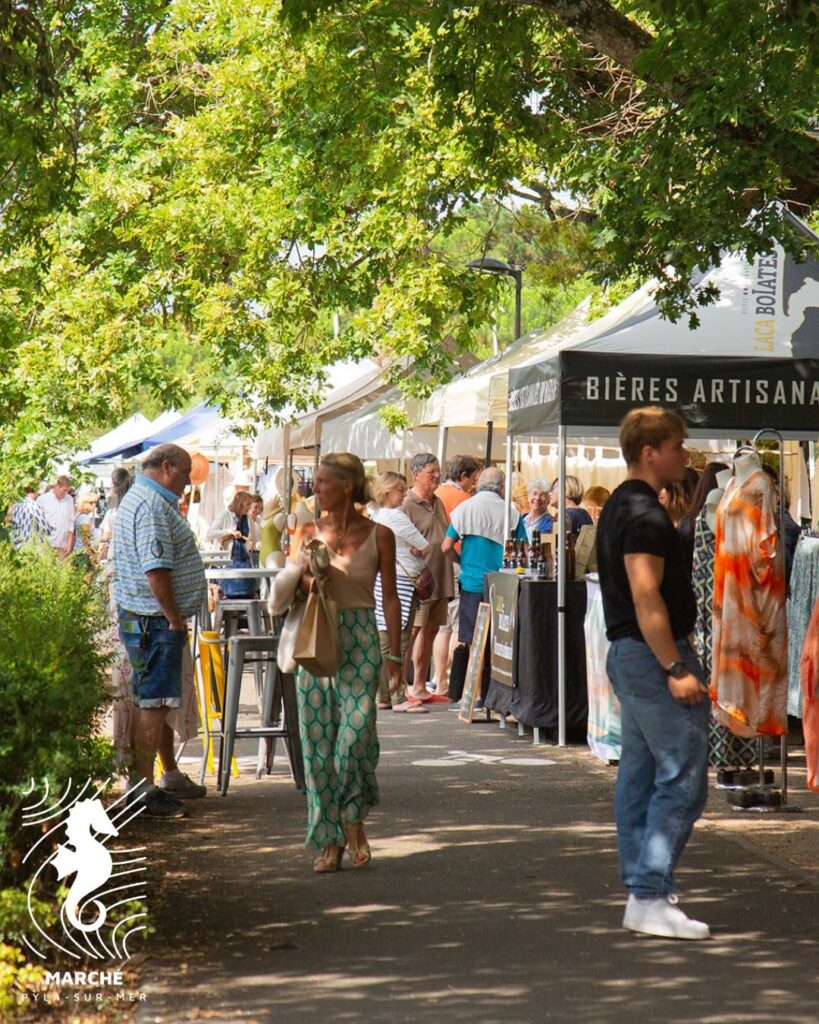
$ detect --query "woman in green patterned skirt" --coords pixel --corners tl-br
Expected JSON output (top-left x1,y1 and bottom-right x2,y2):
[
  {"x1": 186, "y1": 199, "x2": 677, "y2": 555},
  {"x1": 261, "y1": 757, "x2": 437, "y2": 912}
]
[{"x1": 291, "y1": 453, "x2": 402, "y2": 872}]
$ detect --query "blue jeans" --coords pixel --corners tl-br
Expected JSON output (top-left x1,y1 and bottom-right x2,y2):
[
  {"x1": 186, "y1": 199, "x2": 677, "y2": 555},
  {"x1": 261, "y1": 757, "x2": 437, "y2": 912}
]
[
  {"x1": 606, "y1": 636, "x2": 709, "y2": 898},
  {"x1": 118, "y1": 610, "x2": 187, "y2": 709}
]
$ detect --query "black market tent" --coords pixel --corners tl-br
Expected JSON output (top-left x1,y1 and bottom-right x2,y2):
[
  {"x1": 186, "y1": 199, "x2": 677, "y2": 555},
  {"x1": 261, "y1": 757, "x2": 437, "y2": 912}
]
[{"x1": 505, "y1": 211, "x2": 819, "y2": 744}]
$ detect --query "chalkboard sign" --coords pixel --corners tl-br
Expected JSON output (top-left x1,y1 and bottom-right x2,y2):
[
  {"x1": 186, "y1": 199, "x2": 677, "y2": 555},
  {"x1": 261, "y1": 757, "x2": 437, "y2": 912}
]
[
  {"x1": 487, "y1": 572, "x2": 519, "y2": 688},
  {"x1": 458, "y1": 603, "x2": 491, "y2": 724}
]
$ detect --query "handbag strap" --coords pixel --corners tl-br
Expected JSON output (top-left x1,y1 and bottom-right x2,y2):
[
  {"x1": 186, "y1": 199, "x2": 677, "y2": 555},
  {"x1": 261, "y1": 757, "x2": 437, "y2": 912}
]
[{"x1": 395, "y1": 553, "x2": 422, "y2": 586}]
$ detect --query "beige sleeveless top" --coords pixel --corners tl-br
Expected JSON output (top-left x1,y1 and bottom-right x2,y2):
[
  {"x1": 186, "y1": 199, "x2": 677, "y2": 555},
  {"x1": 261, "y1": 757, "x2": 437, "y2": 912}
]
[{"x1": 327, "y1": 526, "x2": 379, "y2": 610}]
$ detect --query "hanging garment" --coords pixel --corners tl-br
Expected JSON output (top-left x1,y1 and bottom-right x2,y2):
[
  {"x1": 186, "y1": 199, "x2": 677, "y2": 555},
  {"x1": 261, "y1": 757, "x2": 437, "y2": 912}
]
[
  {"x1": 798, "y1": 600, "x2": 819, "y2": 793},
  {"x1": 693, "y1": 513, "x2": 757, "y2": 767},
  {"x1": 710, "y1": 470, "x2": 788, "y2": 737},
  {"x1": 693, "y1": 514, "x2": 717, "y2": 679},
  {"x1": 786, "y1": 537, "x2": 819, "y2": 718}
]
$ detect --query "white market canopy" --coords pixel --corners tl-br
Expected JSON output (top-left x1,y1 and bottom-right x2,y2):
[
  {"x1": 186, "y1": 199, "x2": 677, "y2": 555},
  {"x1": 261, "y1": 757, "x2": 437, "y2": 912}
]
[
  {"x1": 412, "y1": 299, "x2": 591, "y2": 430},
  {"x1": 318, "y1": 302, "x2": 594, "y2": 459},
  {"x1": 76, "y1": 410, "x2": 182, "y2": 464},
  {"x1": 508, "y1": 211, "x2": 819, "y2": 439},
  {"x1": 72, "y1": 412, "x2": 151, "y2": 463},
  {"x1": 254, "y1": 360, "x2": 387, "y2": 459},
  {"x1": 320, "y1": 387, "x2": 504, "y2": 459}
]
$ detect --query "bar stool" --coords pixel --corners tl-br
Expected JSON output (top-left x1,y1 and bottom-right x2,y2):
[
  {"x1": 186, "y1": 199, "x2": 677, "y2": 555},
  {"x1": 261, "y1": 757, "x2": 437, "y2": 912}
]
[
  {"x1": 218, "y1": 635, "x2": 304, "y2": 796},
  {"x1": 196, "y1": 631, "x2": 241, "y2": 784},
  {"x1": 214, "y1": 598, "x2": 270, "y2": 699},
  {"x1": 213, "y1": 597, "x2": 271, "y2": 638}
]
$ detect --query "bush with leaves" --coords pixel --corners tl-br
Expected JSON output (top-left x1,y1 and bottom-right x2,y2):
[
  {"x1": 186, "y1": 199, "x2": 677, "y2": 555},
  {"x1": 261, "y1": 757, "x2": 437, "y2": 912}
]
[{"x1": 0, "y1": 544, "x2": 115, "y2": 889}]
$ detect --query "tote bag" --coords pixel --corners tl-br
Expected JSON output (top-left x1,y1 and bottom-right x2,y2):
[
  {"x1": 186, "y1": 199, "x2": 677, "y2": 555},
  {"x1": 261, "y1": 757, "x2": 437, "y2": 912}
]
[
  {"x1": 277, "y1": 599, "x2": 305, "y2": 673},
  {"x1": 293, "y1": 538, "x2": 340, "y2": 677}
]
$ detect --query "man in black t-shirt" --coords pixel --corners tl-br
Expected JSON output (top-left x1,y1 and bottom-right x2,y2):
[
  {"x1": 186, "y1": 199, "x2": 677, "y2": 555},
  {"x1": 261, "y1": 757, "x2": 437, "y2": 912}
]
[{"x1": 597, "y1": 407, "x2": 711, "y2": 941}]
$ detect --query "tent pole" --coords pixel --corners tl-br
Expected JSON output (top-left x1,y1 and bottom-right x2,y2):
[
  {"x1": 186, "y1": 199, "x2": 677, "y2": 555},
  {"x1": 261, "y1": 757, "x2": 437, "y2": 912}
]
[
  {"x1": 504, "y1": 434, "x2": 513, "y2": 539},
  {"x1": 437, "y1": 424, "x2": 448, "y2": 469},
  {"x1": 557, "y1": 425, "x2": 567, "y2": 747},
  {"x1": 283, "y1": 425, "x2": 293, "y2": 557},
  {"x1": 485, "y1": 420, "x2": 494, "y2": 465}
]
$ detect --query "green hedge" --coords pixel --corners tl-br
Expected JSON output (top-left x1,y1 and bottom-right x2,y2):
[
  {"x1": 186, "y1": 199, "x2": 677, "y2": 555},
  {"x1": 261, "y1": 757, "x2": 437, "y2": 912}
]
[{"x1": 0, "y1": 543, "x2": 115, "y2": 889}]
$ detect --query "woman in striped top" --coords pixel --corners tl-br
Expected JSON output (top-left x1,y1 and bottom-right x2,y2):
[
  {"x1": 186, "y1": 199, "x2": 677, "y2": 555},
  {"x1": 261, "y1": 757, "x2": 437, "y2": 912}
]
[{"x1": 372, "y1": 472, "x2": 430, "y2": 713}]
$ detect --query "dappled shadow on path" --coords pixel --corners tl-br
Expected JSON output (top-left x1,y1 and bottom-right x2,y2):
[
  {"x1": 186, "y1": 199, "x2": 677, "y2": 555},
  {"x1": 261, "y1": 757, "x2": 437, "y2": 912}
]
[{"x1": 137, "y1": 715, "x2": 819, "y2": 1024}]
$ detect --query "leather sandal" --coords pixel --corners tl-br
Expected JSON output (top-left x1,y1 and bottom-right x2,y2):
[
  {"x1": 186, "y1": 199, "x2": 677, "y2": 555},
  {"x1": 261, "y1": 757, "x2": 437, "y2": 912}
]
[
  {"x1": 344, "y1": 823, "x2": 372, "y2": 868},
  {"x1": 313, "y1": 845, "x2": 344, "y2": 873}
]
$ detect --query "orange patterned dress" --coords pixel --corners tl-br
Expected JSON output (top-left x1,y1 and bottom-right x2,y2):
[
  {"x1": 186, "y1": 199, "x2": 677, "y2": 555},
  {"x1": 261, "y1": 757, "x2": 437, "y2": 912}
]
[{"x1": 710, "y1": 470, "x2": 788, "y2": 737}]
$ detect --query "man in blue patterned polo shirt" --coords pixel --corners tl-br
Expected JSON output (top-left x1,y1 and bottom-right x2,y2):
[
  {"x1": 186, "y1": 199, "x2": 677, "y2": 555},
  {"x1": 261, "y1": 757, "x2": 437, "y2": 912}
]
[{"x1": 114, "y1": 443, "x2": 207, "y2": 818}]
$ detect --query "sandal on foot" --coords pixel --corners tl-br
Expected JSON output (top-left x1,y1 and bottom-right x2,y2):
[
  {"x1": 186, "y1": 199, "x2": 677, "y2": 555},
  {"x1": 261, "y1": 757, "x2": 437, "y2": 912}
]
[
  {"x1": 377, "y1": 701, "x2": 392, "y2": 710},
  {"x1": 392, "y1": 700, "x2": 429, "y2": 714},
  {"x1": 313, "y1": 845, "x2": 344, "y2": 873},
  {"x1": 344, "y1": 823, "x2": 372, "y2": 868}
]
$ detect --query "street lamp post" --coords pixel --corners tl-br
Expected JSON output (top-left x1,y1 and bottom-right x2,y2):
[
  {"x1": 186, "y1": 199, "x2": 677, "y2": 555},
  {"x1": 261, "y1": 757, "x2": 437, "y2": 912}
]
[
  {"x1": 466, "y1": 256, "x2": 523, "y2": 343},
  {"x1": 466, "y1": 257, "x2": 523, "y2": 465}
]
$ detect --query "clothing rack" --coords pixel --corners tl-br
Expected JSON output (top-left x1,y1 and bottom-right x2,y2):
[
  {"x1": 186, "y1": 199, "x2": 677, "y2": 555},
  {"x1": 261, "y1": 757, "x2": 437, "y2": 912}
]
[{"x1": 723, "y1": 428, "x2": 799, "y2": 813}]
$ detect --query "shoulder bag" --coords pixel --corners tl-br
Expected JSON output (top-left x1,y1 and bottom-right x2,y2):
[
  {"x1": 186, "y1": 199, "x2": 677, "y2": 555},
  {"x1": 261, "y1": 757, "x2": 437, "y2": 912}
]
[{"x1": 396, "y1": 554, "x2": 435, "y2": 602}]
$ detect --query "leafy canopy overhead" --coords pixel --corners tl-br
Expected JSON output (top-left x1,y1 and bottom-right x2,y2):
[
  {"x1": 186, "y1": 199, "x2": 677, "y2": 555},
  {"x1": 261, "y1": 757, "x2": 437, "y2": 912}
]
[{"x1": 0, "y1": 0, "x2": 817, "y2": 495}]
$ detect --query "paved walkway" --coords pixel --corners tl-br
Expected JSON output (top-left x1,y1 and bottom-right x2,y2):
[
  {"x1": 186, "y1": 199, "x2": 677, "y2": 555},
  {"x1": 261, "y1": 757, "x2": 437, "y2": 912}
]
[{"x1": 137, "y1": 708, "x2": 819, "y2": 1024}]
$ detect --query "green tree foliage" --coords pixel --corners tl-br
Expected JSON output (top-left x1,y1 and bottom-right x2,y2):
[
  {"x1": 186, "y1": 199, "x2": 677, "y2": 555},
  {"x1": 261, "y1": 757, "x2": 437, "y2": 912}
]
[{"x1": 1, "y1": 0, "x2": 817, "y2": 496}]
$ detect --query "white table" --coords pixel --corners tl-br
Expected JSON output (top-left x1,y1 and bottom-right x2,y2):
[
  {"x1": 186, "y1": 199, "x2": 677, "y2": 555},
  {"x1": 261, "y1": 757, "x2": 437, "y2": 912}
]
[
  {"x1": 203, "y1": 567, "x2": 281, "y2": 631},
  {"x1": 205, "y1": 567, "x2": 281, "y2": 582}
]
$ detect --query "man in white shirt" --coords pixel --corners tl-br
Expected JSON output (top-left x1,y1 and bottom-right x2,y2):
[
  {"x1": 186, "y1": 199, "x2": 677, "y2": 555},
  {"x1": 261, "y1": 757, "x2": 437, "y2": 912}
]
[{"x1": 36, "y1": 476, "x2": 76, "y2": 558}]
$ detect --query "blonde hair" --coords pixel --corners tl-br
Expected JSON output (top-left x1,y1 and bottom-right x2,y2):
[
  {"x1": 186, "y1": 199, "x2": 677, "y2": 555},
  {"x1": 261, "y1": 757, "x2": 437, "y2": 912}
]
[
  {"x1": 321, "y1": 452, "x2": 373, "y2": 505},
  {"x1": 76, "y1": 493, "x2": 98, "y2": 514},
  {"x1": 619, "y1": 406, "x2": 687, "y2": 466},
  {"x1": 372, "y1": 471, "x2": 407, "y2": 507},
  {"x1": 228, "y1": 490, "x2": 252, "y2": 514},
  {"x1": 564, "y1": 475, "x2": 584, "y2": 504},
  {"x1": 512, "y1": 482, "x2": 530, "y2": 514}
]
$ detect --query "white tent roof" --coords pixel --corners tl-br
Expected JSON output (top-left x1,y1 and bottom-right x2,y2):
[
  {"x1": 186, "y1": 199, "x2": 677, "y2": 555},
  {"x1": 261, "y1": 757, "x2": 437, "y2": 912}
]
[
  {"x1": 75, "y1": 410, "x2": 183, "y2": 464},
  {"x1": 444, "y1": 300, "x2": 591, "y2": 428},
  {"x1": 254, "y1": 360, "x2": 387, "y2": 458},
  {"x1": 320, "y1": 388, "x2": 501, "y2": 459},
  {"x1": 319, "y1": 388, "x2": 434, "y2": 458},
  {"x1": 542, "y1": 234, "x2": 819, "y2": 361}
]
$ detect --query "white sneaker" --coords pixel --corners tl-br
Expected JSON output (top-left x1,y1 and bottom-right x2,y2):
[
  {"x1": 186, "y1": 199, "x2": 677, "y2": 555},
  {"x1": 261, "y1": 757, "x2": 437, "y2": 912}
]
[{"x1": 623, "y1": 894, "x2": 710, "y2": 940}]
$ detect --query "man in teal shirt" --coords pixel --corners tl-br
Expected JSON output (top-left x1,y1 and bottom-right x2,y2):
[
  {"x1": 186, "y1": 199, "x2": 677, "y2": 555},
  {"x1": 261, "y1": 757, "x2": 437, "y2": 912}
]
[{"x1": 441, "y1": 468, "x2": 519, "y2": 704}]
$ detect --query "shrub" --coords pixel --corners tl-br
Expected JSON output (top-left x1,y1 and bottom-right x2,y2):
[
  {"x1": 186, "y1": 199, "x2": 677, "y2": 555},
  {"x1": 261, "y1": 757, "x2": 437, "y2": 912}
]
[{"x1": 0, "y1": 543, "x2": 116, "y2": 889}]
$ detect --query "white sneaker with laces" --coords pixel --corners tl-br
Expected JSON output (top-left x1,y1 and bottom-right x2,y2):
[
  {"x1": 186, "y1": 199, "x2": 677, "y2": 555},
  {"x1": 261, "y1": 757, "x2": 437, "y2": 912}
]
[{"x1": 623, "y1": 894, "x2": 710, "y2": 940}]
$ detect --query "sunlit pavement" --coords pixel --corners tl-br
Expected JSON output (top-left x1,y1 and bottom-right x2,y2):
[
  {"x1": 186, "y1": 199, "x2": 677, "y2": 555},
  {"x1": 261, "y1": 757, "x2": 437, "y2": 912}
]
[{"x1": 137, "y1": 706, "x2": 819, "y2": 1024}]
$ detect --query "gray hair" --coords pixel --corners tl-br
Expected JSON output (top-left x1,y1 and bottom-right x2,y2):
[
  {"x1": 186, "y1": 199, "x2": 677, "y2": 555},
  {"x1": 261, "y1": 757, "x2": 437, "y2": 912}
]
[
  {"x1": 410, "y1": 452, "x2": 439, "y2": 475},
  {"x1": 527, "y1": 478, "x2": 548, "y2": 494},
  {"x1": 477, "y1": 467, "x2": 505, "y2": 496}
]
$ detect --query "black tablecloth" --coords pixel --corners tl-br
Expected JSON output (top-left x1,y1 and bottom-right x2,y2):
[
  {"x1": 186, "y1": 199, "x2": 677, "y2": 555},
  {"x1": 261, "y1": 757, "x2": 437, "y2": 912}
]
[{"x1": 485, "y1": 578, "x2": 588, "y2": 741}]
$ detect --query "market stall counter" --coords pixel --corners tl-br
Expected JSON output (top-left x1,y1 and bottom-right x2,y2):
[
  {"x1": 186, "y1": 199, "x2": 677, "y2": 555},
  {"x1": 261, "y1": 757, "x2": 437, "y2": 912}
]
[{"x1": 484, "y1": 571, "x2": 589, "y2": 742}]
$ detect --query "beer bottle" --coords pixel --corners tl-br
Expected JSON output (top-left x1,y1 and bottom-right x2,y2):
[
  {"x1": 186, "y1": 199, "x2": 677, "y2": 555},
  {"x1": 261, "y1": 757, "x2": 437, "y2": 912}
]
[
  {"x1": 543, "y1": 540, "x2": 554, "y2": 581},
  {"x1": 503, "y1": 532, "x2": 515, "y2": 569},
  {"x1": 566, "y1": 532, "x2": 577, "y2": 581}
]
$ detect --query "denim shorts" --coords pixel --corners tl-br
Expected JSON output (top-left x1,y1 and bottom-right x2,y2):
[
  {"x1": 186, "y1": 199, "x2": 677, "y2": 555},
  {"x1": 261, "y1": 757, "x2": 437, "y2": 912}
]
[{"x1": 118, "y1": 610, "x2": 187, "y2": 709}]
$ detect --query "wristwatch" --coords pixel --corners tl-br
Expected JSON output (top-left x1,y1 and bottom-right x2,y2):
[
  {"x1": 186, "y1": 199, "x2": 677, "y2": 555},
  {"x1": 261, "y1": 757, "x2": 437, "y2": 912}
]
[{"x1": 666, "y1": 660, "x2": 686, "y2": 679}]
